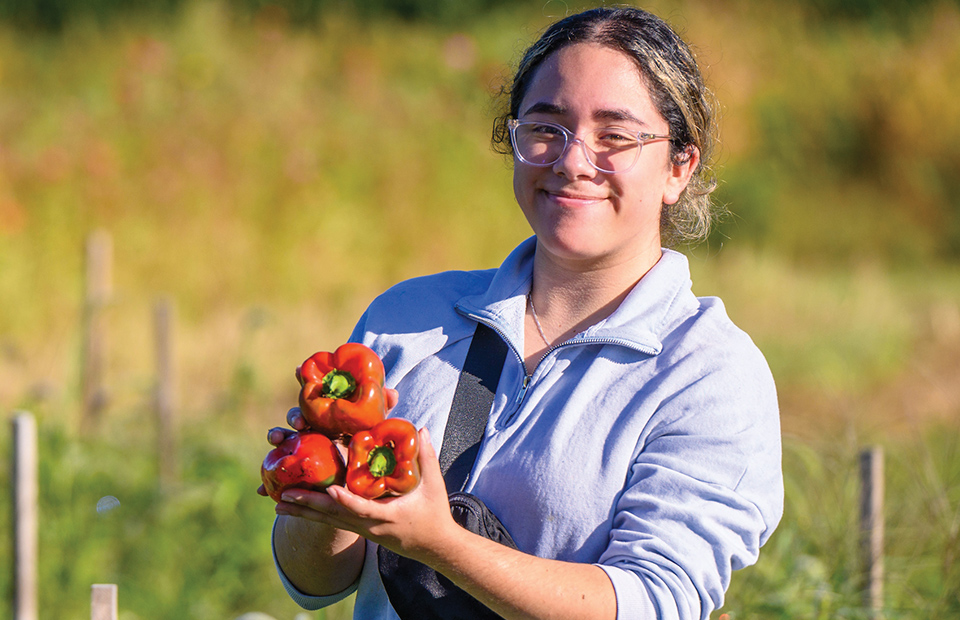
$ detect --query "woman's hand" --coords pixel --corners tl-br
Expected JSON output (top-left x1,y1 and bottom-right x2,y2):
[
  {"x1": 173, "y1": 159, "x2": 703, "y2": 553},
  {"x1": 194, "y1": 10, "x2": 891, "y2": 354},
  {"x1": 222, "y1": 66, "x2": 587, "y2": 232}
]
[{"x1": 273, "y1": 427, "x2": 459, "y2": 562}]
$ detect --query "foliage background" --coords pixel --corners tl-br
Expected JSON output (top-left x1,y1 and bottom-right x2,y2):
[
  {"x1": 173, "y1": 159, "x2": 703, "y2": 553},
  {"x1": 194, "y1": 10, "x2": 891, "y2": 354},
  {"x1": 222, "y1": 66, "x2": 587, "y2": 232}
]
[{"x1": 1, "y1": 0, "x2": 959, "y2": 618}]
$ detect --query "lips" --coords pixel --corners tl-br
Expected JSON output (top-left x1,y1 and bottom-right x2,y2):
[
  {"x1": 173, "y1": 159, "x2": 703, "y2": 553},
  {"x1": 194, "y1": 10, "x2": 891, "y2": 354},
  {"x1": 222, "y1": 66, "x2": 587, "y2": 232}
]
[{"x1": 542, "y1": 188, "x2": 608, "y2": 207}]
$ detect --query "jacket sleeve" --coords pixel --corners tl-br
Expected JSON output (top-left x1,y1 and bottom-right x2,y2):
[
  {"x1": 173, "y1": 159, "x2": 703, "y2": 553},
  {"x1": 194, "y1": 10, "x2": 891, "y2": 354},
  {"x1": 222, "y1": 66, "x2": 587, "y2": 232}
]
[{"x1": 597, "y1": 337, "x2": 783, "y2": 620}]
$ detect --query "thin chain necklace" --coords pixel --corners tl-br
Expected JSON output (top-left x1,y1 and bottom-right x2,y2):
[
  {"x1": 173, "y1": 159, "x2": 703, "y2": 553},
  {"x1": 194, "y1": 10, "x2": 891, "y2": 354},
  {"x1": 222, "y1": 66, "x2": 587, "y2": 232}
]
[{"x1": 527, "y1": 293, "x2": 551, "y2": 347}]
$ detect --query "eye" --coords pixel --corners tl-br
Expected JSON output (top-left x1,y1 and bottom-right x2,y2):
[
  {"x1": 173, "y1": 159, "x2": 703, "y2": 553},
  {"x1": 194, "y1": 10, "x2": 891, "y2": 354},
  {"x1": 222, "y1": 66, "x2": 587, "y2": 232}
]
[
  {"x1": 595, "y1": 128, "x2": 640, "y2": 148},
  {"x1": 524, "y1": 122, "x2": 565, "y2": 140}
]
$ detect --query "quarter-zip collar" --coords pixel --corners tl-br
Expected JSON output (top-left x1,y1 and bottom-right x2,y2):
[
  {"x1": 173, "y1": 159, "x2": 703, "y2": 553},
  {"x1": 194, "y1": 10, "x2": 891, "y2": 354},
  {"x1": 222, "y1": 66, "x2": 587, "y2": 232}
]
[{"x1": 454, "y1": 236, "x2": 696, "y2": 357}]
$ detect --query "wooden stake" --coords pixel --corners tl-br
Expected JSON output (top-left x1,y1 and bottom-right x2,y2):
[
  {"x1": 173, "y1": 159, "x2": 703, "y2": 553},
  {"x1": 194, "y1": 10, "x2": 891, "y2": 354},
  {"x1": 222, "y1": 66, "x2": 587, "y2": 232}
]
[
  {"x1": 90, "y1": 584, "x2": 117, "y2": 620},
  {"x1": 82, "y1": 230, "x2": 113, "y2": 433},
  {"x1": 12, "y1": 412, "x2": 38, "y2": 620},
  {"x1": 154, "y1": 296, "x2": 178, "y2": 488},
  {"x1": 860, "y1": 446, "x2": 884, "y2": 619}
]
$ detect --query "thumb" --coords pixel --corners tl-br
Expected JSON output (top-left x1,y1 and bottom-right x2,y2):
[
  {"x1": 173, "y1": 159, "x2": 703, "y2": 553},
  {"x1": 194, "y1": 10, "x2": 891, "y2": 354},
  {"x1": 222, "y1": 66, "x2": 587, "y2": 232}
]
[{"x1": 416, "y1": 427, "x2": 447, "y2": 494}]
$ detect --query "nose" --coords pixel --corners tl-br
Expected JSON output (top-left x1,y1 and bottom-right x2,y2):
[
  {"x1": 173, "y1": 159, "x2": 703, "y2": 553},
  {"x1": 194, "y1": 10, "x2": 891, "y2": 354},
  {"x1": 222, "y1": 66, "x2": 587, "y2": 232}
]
[{"x1": 552, "y1": 136, "x2": 598, "y2": 178}]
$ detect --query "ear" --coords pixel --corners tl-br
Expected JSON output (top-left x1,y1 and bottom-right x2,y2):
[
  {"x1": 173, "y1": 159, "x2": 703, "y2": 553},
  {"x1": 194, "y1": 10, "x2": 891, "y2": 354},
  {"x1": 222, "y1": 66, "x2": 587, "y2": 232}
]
[{"x1": 662, "y1": 145, "x2": 700, "y2": 206}]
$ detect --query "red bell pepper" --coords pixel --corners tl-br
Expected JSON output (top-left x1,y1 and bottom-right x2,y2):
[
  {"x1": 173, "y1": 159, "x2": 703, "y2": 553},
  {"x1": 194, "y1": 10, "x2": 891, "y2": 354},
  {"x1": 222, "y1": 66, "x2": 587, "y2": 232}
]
[
  {"x1": 346, "y1": 418, "x2": 421, "y2": 499},
  {"x1": 260, "y1": 431, "x2": 346, "y2": 503},
  {"x1": 297, "y1": 343, "x2": 386, "y2": 438}
]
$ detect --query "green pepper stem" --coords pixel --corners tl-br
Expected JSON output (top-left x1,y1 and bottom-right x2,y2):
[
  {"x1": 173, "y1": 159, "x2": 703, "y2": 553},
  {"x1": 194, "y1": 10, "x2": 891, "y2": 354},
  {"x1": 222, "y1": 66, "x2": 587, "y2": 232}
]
[
  {"x1": 367, "y1": 445, "x2": 397, "y2": 478},
  {"x1": 321, "y1": 369, "x2": 357, "y2": 399}
]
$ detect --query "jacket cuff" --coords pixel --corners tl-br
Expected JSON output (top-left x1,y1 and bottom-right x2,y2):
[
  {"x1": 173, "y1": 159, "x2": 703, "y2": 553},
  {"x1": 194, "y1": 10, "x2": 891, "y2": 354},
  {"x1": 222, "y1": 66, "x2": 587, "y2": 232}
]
[{"x1": 597, "y1": 564, "x2": 659, "y2": 620}]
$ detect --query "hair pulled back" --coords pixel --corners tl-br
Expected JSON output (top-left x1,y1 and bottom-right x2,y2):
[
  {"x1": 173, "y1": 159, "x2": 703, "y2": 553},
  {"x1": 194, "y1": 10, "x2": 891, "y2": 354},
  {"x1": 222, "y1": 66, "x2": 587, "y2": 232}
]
[{"x1": 492, "y1": 7, "x2": 720, "y2": 246}]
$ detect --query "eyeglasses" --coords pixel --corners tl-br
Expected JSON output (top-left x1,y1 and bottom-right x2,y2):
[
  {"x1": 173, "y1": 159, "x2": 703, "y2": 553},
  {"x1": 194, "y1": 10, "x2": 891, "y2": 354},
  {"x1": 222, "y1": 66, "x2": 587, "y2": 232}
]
[{"x1": 507, "y1": 119, "x2": 672, "y2": 174}]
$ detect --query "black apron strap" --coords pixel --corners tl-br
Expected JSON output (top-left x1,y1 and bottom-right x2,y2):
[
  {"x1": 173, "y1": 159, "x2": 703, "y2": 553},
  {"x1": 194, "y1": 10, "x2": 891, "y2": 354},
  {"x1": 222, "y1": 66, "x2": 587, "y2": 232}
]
[{"x1": 438, "y1": 322, "x2": 509, "y2": 493}]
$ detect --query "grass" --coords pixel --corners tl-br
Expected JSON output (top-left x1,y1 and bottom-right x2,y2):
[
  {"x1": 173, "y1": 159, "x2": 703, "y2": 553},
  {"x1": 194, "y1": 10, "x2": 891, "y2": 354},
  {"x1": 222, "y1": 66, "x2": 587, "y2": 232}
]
[
  {"x1": 1, "y1": 1, "x2": 960, "y2": 618},
  {"x1": 2, "y1": 405, "x2": 956, "y2": 618},
  {"x1": 720, "y1": 424, "x2": 960, "y2": 619}
]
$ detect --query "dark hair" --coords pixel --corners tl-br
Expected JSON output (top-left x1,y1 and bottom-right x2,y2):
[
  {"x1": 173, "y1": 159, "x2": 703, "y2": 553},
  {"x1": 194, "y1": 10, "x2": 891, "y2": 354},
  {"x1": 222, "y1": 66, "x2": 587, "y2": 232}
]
[{"x1": 492, "y1": 6, "x2": 721, "y2": 246}]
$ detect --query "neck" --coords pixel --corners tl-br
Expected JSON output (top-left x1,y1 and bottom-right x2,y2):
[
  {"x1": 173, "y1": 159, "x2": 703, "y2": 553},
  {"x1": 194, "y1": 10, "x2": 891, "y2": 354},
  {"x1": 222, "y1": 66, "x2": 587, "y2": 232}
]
[{"x1": 527, "y1": 243, "x2": 662, "y2": 345}]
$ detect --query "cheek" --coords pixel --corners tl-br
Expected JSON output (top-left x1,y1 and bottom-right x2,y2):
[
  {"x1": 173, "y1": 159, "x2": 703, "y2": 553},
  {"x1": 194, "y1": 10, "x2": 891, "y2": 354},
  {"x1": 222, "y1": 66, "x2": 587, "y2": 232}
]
[
  {"x1": 513, "y1": 165, "x2": 535, "y2": 210},
  {"x1": 613, "y1": 174, "x2": 664, "y2": 226},
  {"x1": 629, "y1": 161, "x2": 673, "y2": 206}
]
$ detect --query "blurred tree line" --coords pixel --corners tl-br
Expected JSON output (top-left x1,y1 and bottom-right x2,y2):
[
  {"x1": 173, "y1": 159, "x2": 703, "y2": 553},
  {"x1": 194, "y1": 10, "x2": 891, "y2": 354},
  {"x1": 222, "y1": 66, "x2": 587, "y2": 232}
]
[
  {"x1": 2, "y1": 0, "x2": 960, "y2": 264},
  {"x1": 1, "y1": 0, "x2": 520, "y2": 30},
  {"x1": 2, "y1": 0, "x2": 956, "y2": 30}
]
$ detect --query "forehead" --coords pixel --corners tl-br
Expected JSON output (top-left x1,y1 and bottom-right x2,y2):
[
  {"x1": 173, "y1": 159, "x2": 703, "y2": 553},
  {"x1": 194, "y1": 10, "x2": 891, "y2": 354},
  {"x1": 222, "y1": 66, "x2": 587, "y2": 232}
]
[{"x1": 519, "y1": 43, "x2": 660, "y2": 127}]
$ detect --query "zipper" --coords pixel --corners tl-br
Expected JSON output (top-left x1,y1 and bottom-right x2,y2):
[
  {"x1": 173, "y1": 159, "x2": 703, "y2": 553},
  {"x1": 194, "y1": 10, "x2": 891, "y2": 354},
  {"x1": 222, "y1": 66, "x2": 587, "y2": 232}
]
[{"x1": 513, "y1": 336, "x2": 659, "y2": 407}]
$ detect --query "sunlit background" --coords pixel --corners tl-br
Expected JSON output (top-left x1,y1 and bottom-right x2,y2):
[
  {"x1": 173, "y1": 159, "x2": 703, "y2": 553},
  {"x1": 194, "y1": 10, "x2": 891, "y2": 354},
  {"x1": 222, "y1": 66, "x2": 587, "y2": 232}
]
[{"x1": 1, "y1": 0, "x2": 958, "y2": 618}]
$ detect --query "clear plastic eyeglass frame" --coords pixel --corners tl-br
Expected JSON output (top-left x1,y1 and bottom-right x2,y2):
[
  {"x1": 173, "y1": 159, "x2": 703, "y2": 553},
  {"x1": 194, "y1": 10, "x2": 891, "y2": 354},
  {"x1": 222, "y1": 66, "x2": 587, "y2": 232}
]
[{"x1": 507, "y1": 118, "x2": 672, "y2": 174}]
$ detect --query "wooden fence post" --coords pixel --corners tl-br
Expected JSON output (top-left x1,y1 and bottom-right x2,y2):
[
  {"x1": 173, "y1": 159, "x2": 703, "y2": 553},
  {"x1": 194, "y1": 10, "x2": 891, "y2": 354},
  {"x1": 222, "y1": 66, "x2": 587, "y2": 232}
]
[
  {"x1": 90, "y1": 584, "x2": 117, "y2": 620},
  {"x1": 82, "y1": 230, "x2": 113, "y2": 433},
  {"x1": 860, "y1": 446, "x2": 884, "y2": 619},
  {"x1": 12, "y1": 412, "x2": 38, "y2": 620},
  {"x1": 154, "y1": 296, "x2": 178, "y2": 488}
]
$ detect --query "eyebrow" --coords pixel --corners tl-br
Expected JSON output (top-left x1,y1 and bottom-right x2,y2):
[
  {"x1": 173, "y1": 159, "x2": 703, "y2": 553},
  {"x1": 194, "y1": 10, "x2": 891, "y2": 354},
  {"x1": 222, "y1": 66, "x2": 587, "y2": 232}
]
[{"x1": 520, "y1": 102, "x2": 648, "y2": 127}]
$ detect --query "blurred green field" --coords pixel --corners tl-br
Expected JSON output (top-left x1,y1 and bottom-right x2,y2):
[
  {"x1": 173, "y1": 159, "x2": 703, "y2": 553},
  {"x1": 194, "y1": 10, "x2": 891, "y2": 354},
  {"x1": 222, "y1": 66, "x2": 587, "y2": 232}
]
[{"x1": 1, "y1": 0, "x2": 959, "y2": 618}]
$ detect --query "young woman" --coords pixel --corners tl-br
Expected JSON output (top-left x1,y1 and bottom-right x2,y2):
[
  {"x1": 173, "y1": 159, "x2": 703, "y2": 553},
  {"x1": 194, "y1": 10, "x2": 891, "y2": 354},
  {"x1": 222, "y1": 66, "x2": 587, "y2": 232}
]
[{"x1": 262, "y1": 7, "x2": 783, "y2": 620}]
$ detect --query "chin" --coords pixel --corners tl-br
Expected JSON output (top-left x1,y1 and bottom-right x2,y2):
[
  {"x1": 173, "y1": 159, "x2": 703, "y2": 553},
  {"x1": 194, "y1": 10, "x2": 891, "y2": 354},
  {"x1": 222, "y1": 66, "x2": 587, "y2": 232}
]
[
  {"x1": 537, "y1": 231, "x2": 662, "y2": 270},
  {"x1": 538, "y1": 234, "x2": 611, "y2": 262}
]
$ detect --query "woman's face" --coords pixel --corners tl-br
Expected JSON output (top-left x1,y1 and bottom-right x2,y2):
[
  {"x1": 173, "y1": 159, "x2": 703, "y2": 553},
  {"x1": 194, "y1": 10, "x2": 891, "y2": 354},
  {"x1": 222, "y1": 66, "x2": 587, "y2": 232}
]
[{"x1": 513, "y1": 43, "x2": 698, "y2": 272}]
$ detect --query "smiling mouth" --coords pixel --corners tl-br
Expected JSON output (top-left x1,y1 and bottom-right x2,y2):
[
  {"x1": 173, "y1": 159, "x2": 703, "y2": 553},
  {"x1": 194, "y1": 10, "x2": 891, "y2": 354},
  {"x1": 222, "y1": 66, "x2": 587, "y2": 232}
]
[{"x1": 543, "y1": 189, "x2": 606, "y2": 204}]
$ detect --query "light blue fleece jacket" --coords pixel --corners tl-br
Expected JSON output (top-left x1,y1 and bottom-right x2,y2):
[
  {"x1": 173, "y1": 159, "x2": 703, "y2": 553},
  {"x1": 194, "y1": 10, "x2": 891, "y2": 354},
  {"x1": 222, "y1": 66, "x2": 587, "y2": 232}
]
[{"x1": 275, "y1": 236, "x2": 783, "y2": 620}]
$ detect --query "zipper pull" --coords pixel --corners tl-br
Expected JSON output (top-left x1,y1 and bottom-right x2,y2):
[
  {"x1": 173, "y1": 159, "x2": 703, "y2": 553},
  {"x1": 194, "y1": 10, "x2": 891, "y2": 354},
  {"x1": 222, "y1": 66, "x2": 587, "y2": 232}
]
[{"x1": 515, "y1": 374, "x2": 531, "y2": 405}]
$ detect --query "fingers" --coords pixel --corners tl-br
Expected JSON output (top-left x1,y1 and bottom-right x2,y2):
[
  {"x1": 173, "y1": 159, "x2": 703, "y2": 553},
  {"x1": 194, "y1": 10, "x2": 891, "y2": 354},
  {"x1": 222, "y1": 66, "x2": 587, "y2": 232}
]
[
  {"x1": 276, "y1": 488, "x2": 341, "y2": 520},
  {"x1": 263, "y1": 408, "x2": 304, "y2": 451},
  {"x1": 385, "y1": 388, "x2": 400, "y2": 412},
  {"x1": 324, "y1": 485, "x2": 366, "y2": 519},
  {"x1": 277, "y1": 486, "x2": 376, "y2": 533},
  {"x1": 267, "y1": 427, "x2": 294, "y2": 446},
  {"x1": 322, "y1": 486, "x2": 414, "y2": 546},
  {"x1": 286, "y1": 407, "x2": 307, "y2": 431}
]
